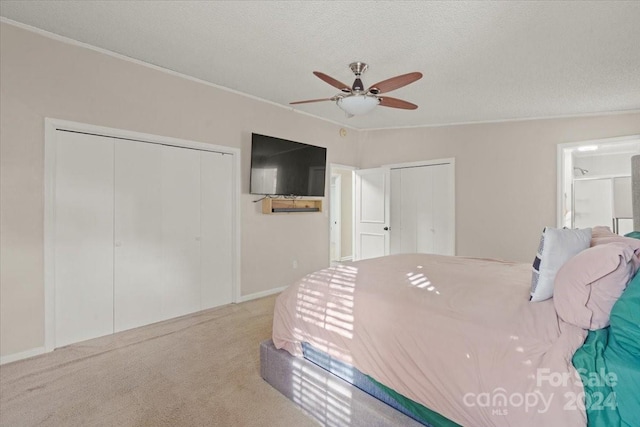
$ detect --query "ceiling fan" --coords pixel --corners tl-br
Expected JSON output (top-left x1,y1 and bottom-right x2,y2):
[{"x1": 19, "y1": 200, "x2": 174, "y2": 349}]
[{"x1": 290, "y1": 62, "x2": 423, "y2": 117}]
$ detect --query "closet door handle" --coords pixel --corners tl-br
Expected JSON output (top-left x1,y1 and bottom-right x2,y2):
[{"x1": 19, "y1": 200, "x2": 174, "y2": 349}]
[{"x1": 383, "y1": 227, "x2": 389, "y2": 231}]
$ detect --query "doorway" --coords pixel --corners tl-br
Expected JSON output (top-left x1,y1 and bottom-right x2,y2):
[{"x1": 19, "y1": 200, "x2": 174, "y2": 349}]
[
  {"x1": 329, "y1": 164, "x2": 356, "y2": 265},
  {"x1": 557, "y1": 135, "x2": 639, "y2": 234}
]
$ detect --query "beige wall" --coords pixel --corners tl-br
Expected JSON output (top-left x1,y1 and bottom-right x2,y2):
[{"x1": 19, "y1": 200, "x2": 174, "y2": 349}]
[
  {"x1": 357, "y1": 113, "x2": 640, "y2": 262},
  {"x1": 0, "y1": 22, "x2": 359, "y2": 357},
  {"x1": 3, "y1": 21, "x2": 640, "y2": 359}
]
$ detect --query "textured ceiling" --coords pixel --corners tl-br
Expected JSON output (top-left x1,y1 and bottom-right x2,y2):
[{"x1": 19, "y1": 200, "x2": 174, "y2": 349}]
[{"x1": 1, "y1": 1, "x2": 639, "y2": 129}]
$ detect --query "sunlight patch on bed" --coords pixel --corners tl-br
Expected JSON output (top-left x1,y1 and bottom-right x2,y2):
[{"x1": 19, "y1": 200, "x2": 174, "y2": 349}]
[
  {"x1": 406, "y1": 271, "x2": 440, "y2": 293},
  {"x1": 326, "y1": 308, "x2": 354, "y2": 324},
  {"x1": 293, "y1": 265, "x2": 358, "y2": 358},
  {"x1": 326, "y1": 322, "x2": 353, "y2": 337},
  {"x1": 291, "y1": 358, "x2": 353, "y2": 426}
]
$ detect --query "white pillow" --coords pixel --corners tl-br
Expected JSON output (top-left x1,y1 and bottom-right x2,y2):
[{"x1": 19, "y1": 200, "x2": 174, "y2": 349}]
[{"x1": 530, "y1": 227, "x2": 592, "y2": 302}]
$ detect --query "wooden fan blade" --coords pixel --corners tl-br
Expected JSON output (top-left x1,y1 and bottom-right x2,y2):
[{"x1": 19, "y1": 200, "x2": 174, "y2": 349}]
[
  {"x1": 368, "y1": 72, "x2": 423, "y2": 94},
  {"x1": 379, "y1": 96, "x2": 418, "y2": 110},
  {"x1": 290, "y1": 98, "x2": 335, "y2": 105},
  {"x1": 313, "y1": 71, "x2": 351, "y2": 92}
]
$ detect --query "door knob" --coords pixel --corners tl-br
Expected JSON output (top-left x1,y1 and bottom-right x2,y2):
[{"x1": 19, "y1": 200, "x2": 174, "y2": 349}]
[{"x1": 383, "y1": 227, "x2": 389, "y2": 231}]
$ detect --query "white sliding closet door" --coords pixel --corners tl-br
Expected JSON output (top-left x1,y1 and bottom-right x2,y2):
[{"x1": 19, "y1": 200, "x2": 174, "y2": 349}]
[
  {"x1": 114, "y1": 145, "x2": 233, "y2": 330},
  {"x1": 201, "y1": 152, "x2": 234, "y2": 309},
  {"x1": 391, "y1": 166, "x2": 436, "y2": 254},
  {"x1": 114, "y1": 140, "x2": 163, "y2": 332},
  {"x1": 431, "y1": 164, "x2": 454, "y2": 255},
  {"x1": 161, "y1": 145, "x2": 202, "y2": 320},
  {"x1": 390, "y1": 163, "x2": 454, "y2": 256},
  {"x1": 415, "y1": 166, "x2": 435, "y2": 253},
  {"x1": 50, "y1": 123, "x2": 237, "y2": 348},
  {"x1": 54, "y1": 132, "x2": 115, "y2": 347}
]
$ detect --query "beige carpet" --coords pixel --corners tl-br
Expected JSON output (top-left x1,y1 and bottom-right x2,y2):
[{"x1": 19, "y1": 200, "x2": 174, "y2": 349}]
[{"x1": 0, "y1": 295, "x2": 319, "y2": 427}]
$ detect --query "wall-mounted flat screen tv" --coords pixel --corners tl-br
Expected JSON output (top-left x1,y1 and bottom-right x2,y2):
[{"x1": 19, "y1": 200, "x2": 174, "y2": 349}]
[{"x1": 250, "y1": 133, "x2": 327, "y2": 196}]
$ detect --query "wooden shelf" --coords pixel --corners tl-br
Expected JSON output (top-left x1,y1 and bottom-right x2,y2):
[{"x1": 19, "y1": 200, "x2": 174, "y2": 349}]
[{"x1": 262, "y1": 198, "x2": 323, "y2": 214}]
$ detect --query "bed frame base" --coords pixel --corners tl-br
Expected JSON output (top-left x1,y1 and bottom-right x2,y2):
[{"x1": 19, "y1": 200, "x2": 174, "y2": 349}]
[{"x1": 260, "y1": 339, "x2": 424, "y2": 427}]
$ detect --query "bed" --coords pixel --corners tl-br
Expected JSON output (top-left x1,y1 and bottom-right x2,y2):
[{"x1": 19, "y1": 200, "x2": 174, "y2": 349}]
[{"x1": 263, "y1": 229, "x2": 640, "y2": 427}]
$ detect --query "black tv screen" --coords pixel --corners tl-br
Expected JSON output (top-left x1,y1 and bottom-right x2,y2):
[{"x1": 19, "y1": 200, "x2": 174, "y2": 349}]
[{"x1": 250, "y1": 133, "x2": 327, "y2": 196}]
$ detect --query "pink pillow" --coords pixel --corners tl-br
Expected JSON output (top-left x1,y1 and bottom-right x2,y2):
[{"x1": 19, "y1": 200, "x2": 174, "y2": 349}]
[
  {"x1": 590, "y1": 225, "x2": 640, "y2": 249},
  {"x1": 554, "y1": 242, "x2": 640, "y2": 330},
  {"x1": 591, "y1": 225, "x2": 616, "y2": 239}
]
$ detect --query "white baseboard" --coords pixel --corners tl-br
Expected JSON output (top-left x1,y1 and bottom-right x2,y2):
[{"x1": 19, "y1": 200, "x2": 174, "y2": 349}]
[
  {"x1": 0, "y1": 346, "x2": 48, "y2": 365},
  {"x1": 1, "y1": 288, "x2": 287, "y2": 363},
  {"x1": 340, "y1": 256, "x2": 353, "y2": 262},
  {"x1": 238, "y1": 286, "x2": 287, "y2": 303}
]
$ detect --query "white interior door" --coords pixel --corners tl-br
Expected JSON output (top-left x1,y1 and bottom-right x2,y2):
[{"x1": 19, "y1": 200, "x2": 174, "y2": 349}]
[
  {"x1": 354, "y1": 168, "x2": 390, "y2": 261},
  {"x1": 330, "y1": 174, "x2": 342, "y2": 262},
  {"x1": 114, "y1": 140, "x2": 163, "y2": 332},
  {"x1": 54, "y1": 131, "x2": 115, "y2": 347},
  {"x1": 200, "y1": 151, "x2": 234, "y2": 309}
]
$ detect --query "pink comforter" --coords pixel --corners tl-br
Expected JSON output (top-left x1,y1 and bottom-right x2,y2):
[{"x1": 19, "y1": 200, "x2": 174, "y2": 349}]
[{"x1": 273, "y1": 254, "x2": 588, "y2": 427}]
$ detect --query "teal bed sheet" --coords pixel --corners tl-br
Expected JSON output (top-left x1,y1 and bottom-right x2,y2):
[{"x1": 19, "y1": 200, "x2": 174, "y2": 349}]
[
  {"x1": 365, "y1": 375, "x2": 461, "y2": 427},
  {"x1": 572, "y1": 269, "x2": 640, "y2": 427}
]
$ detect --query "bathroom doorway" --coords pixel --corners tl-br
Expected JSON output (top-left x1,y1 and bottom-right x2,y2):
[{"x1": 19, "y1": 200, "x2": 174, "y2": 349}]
[
  {"x1": 558, "y1": 135, "x2": 639, "y2": 234},
  {"x1": 329, "y1": 164, "x2": 355, "y2": 265}
]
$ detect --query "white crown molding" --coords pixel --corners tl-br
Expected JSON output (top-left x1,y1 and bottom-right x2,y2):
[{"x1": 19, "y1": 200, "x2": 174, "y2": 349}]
[{"x1": 364, "y1": 108, "x2": 640, "y2": 132}]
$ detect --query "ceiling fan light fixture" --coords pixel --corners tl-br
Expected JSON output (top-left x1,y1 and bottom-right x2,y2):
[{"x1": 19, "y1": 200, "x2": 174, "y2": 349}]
[
  {"x1": 290, "y1": 62, "x2": 422, "y2": 114},
  {"x1": 337, "y1": 95, "x2": 379, "y2": 116}
]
